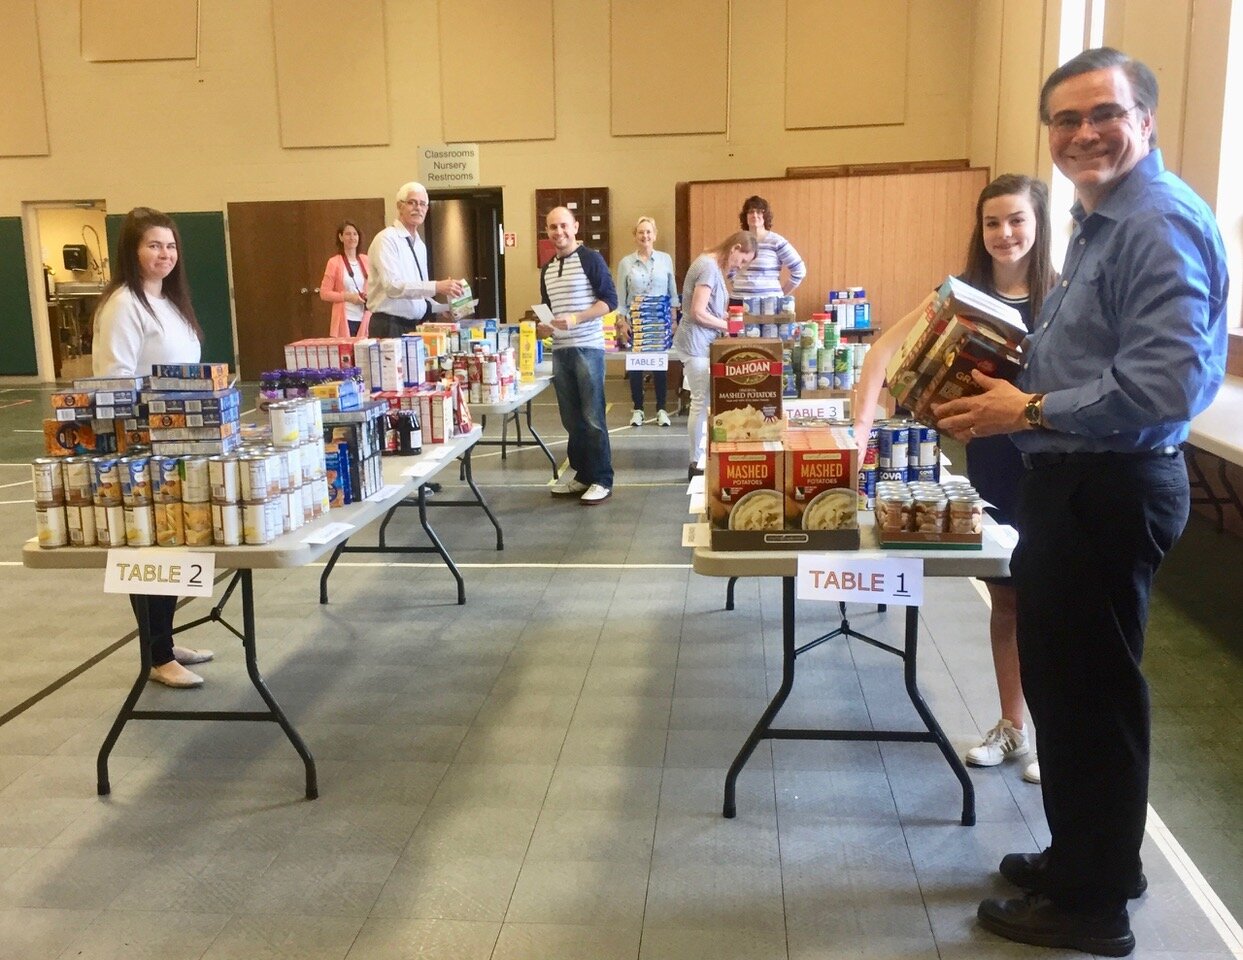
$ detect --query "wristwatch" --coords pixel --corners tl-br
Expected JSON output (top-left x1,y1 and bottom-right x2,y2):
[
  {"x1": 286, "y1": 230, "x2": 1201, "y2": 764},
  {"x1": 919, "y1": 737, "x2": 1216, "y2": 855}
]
[{"x1": 1023, "y1": 393, "x2": 1046, "y2": 430}]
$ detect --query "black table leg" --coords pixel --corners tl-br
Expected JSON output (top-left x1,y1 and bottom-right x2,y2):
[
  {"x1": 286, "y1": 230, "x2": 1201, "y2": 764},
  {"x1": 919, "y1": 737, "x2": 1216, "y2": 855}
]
[
  {"x1": 725, "y1": 576, "x2": 739, "y2": 611},
  {"x1": 97, "y1": 596, "x2": 154, "y2": 796},
  {"x1": 460, "y1": 446, "x2": 504, "y2": 550},
  {"x1": 318, "y1": 540, "x2": 348, "y2": 604},
  {"x1": 418, "y1": 484, "x2": 466, "y2": 604},
  {"x1": 525, "y1": 400, "x2": 559, "y2": 479}
]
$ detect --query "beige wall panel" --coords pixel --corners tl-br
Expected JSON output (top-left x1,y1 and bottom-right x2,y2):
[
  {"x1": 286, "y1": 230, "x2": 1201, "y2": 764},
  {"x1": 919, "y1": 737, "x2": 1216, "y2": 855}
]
[
  {"x1": 0, "y1": 0, "x2": 49, "y2": 157},
  {"x1": 610, "y1": 0, "x2": 727, "y2": 135},
  {"x1": 685, "y1": 169, "x2": 987, "y2": 323},
  {"x1": 785, "y1": 0, "x2": 908, "y2": 129},
  {"x1": 439, "y1": 0, "x2": 555, "y2": 142},
  {"x1": 992, "y1": 0, "x2": 1046, "y2": 178},
  {"x1": 968, "y1": 0, "x2": 1003, "y2": 171},
  {"x1": 81, "y1": 0, "x2": 198, "y2": 62},
  {"x1": 271, "y1": 0, "x2": 389, "y2": 148}
]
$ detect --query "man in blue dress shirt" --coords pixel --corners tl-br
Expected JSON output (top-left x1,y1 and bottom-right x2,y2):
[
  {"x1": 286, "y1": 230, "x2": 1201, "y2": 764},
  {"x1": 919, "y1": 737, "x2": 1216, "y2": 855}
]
[{"x1": 936, "y1": 48, "x2": 1228, "y2": 956}]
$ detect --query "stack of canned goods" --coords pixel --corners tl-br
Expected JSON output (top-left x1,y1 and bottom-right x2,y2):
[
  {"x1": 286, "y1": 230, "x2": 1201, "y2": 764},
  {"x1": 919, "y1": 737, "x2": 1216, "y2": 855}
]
[
  {"x1": 875, "y1": 479, "x2": 985, "y2": 536},
  {"x1": 875, "y1": 419, "x2": 941, "y2": 483}
]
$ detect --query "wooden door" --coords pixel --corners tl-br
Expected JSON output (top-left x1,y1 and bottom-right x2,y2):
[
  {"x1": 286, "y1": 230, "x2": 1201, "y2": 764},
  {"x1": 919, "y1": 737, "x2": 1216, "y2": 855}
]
[{"x1": 227, "y1": 198, "x2": 385, "y2": 378}]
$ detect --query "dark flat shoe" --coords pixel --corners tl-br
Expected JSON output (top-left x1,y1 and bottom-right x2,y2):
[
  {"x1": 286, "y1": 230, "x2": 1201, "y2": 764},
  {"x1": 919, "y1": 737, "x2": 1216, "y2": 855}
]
[
  {"x1": 1000, "y1": 851, "x2": 1147, "y2": 899},
  {"x1": 978, "y1": 894, "x2": 1134, "y2": 957}
]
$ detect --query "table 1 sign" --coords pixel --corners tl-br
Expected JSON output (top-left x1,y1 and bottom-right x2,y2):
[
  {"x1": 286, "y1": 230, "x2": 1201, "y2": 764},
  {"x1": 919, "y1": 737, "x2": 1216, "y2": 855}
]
[
  {"x1": 796, "y1": 555, "x2": 924, "y2": 606},
  {"x1": 626, "y1": 353, "x2": 668, "y2": 372},
  {"x1": 104, "y1": 548, "x2": 216, "y2": 598}
]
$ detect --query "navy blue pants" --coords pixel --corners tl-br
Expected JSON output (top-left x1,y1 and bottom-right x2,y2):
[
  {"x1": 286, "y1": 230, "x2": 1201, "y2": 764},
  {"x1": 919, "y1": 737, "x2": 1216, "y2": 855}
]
[
  {"x1": 1012, "y1": 449, "x2": 1188, "y2": 912},
  {"x1": 131, "y1": 594, "x2": 177, "y2": 666}
]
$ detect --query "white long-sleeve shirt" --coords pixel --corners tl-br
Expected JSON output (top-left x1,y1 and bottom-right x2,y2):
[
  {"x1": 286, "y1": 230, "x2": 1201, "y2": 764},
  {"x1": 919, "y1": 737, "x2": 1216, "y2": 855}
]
[
  {"x1": 365, "y1": 220, "x2": 449, "y2": 321},
  {"x1": 93, "y1": 286, "x2": 201, "y2": 376}
]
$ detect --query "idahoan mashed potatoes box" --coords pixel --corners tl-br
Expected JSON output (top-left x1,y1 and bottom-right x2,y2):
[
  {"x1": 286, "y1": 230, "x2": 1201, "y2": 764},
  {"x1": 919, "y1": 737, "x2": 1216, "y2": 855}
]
[
  {"x1": 709, "y1": 338, "x2": 784, "y2": 444},
  {"x1": 708, "y1": 441, "x2": 784, "y2": 536},
  {"x1": 784, "y1": 426, "x2": 859, "y2": 539}
]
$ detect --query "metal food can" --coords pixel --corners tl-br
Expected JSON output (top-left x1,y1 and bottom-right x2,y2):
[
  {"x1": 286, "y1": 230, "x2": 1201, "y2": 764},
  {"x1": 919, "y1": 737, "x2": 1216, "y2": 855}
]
[
  {"x1": 877, "y1": 494, "x2": 912, "y2": 532},
  {"x1": 912, "y1": 495, "x2": 948, "y2": 534},
  {"x1": 302, "y1": 442, "x2": 318, "y2": 483},
  {"x1": 264, "y1": 449, "x2": 285, "y2": 497},
  {"x1": 285, "y1": 489, "x2": 303, "y2": 531},
  {"x1": 269, "y1": 401, "x2": 300, "y2": 447},
  {"x1": 208, "y1": 455, "x2": 240, "y2": 503},
  {"x1": 857, "y1": 463, "x2": 877, "y2": 511},
  {"x1": 32, "y1": 458, "x2": 66, "y2": 506},
  {"x1": 66, "y1": 503, "x2": 96, "y2": 546},
  {"x1": 801, "y1": 373, "x2": 817, "y2": 392},
  {"x1": 265, "y1": 497, "x2": 284, "y2": 541},
  {"x1": 283, "y1": 447, "x2": 301, "y2": 493},
  {"x1": 92, "y1": 457, "x2": 122, "y2": 504},
  {"x1": 301, "y1": 480, "x2": 315, "y2": 521},
  {"x1": 155, "y1": 501, "x2": 185, "y2": 546},
  {"x1": 94, "y1": 503, "x2": 127, "y2": 546},
  {"x1": 35, "y1": 504, "x2": 68, "y2": 548},
  {"x1": 242, "y1": 500, "x2": 271, "y2": 545},
  {"x1": 238, "y1": 455, "x2": 270, "y2": 503},
  {"x1": 120, "y1": 456, "x2": 152, "y2": 505},
  {"x1": 760, "y1": 323, "x2": 779, "y2": 340},
  {"x1": 307, "y1": 397, "x2": 323, "y2": 436},
  {"x1": 151, "y1": 455, "x2": 182, "y2": 503},
  {"x1": 124, "y1": 503, "x2": 155, "y2": 546},
  {"x1": 909, "y1": 425, "x2": 939, "y2": 467},
  {"x1": 180, "y1": 456, "x2": 210, "y2": 503},
  {"x1": 948, "y1": 496, "x2": 984, "y2": 535},
  {"x1": 182, "y1": 501, "x2": 213, "y2": 546},
  {"x1": 878, "y1": 423, "x2": 910, "y2": 471},
  {"x1": 62, "y1": 456, "x2": 95, "y2": 505},
  {"x1": 211, "y1": 501, "x2": 242, "y2": 546},
  {"x1": 312, "y1": 475, "x2": 329, "y2": 518}
]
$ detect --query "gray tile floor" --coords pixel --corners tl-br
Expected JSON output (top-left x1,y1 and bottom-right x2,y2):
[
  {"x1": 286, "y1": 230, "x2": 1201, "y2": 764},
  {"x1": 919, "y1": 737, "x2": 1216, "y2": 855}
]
[{"x1": 0, "y1": 382, "x2": 1239, "y2": 959}]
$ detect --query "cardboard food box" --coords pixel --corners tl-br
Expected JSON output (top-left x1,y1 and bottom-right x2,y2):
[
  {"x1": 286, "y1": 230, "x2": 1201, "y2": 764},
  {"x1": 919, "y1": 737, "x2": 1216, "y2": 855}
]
[
  {"x1": 708, "y1": 441, "x2": 783, "y2": 549},
  {"x1": 783, "y1": 425, "x2": 860, "y2": 550},
  {"x1": 709, "y1": 338, "x2": 784, "y2": 444}
]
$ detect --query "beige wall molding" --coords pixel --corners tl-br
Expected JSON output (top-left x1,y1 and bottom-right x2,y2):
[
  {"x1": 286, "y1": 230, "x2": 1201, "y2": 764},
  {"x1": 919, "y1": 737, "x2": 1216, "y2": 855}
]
[
  {"x1": 0, "y1": 0, "x2": 50, "y2": 157},
  {"x1": 81, "y1": 0, "x2": 198, "y2": 62}
]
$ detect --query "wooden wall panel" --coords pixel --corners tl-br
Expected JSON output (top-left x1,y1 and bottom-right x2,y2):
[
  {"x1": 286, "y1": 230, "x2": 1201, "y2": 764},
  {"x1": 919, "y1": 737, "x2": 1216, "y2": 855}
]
[
  {"x1": 610, "y1": 0, "x2": 727, "y2": 135},
  {"x1": 440, "y1": 0, "x2": 555, "y2": 142},
  {"x1": 785, "y1": 0, "x2": 908, "y2": 129},
  {"x1": 681, "y1": 168, "x2": 988, "y2": 331},
  {"x1": 81, "y1": 0, "x2": 198, "y2": 62},
  {"x1": 0, "y1": 0, "x2": 49, "y2": 157},
  {"x1": 271, "y1": 0, "x2": 389, "y2": 148}
]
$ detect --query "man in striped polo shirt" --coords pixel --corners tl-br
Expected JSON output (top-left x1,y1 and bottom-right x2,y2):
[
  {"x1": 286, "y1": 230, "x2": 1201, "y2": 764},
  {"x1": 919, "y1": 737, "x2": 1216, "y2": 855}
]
[{"x1": 538, "y1": 206, "x2": 618, "y2": 504}]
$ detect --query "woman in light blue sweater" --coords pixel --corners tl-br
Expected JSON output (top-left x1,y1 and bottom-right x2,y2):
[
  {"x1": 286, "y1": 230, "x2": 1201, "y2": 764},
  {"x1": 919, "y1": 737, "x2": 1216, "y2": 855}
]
[{"x1": 615, "y1": 217, "x2": 679, "y2": 426}]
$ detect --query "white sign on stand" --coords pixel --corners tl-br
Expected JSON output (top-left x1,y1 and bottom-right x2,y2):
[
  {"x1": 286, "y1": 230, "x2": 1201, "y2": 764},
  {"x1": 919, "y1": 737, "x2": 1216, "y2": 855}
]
[
  {"x1": 104, "y1": 549, "x2": 215, "y2": 598},
  {"x1": 796, "y1": 555, "x2": 923, "y2": 606},
  {"x1": 626, "y1": 352, "x2": 669, "y2": 372}
]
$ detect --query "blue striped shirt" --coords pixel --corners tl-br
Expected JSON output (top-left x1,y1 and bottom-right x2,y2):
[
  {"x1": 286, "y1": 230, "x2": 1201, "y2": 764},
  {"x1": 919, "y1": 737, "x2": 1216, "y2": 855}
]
[
  {"x1": 539, "y1": 245, "x2": 618, "y2": 350},
  {"x1": 730, "y1": 230, "x2": 806, "y2": 298}
]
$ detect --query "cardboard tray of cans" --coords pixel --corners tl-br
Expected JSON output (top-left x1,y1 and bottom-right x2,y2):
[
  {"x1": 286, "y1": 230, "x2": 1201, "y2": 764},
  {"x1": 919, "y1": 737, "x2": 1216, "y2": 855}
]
[{"x1": 876, "y1": 529, "x2": 983, "y2": 549}]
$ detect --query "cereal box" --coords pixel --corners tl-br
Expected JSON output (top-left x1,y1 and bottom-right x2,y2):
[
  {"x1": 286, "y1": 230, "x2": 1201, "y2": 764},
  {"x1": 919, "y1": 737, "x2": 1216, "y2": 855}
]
[{"x1": 709, "y1": 338, "x2": 783, "y2": 444}]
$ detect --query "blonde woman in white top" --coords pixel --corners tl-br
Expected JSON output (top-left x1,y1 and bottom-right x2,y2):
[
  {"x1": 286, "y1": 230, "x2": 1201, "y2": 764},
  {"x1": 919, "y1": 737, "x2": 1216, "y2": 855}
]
[{"x1": 94, "y1": 207, "x2": 212, "y2": 688}]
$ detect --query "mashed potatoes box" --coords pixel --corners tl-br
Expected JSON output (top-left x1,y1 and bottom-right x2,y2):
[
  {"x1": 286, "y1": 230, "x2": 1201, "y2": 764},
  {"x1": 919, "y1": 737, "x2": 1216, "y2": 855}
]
[
  {"x1": 784, "y1": 426, "x2": 858, "y2": 549},
  {"x1": 709, "y1": 338, "x2": 783, "y2": 445},
  {"x1": 708, "y1": 437, "x2": 859, "y2": 551}
]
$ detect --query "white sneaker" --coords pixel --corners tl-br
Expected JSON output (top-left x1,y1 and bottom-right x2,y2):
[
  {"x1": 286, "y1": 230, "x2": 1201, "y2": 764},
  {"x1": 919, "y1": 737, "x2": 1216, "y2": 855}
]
[
  {"x1": 629, "y1": 410, "x2": 645, "y2": 426},
  {"x1": 148, "y1": 661, "x2": 204, "y2": 688},
  {"x1": 965, "y1": 719, "x2": 1029, "y2": 767},
  {"x1": 1022, "y1": 759, "x2": 1041, "y2": 784},
  {"x1": 173, "y1": 645, "x2": 214, "y2": 665},
  {"x1": 656, "y1": 409, "x2": 672, "y2": 427},
  {"x1": 580, "y1": 483, "x2": 612, "y2": 505},
  {"x1": 550, "y1": 476, "x2": 589, "y2": 496}
]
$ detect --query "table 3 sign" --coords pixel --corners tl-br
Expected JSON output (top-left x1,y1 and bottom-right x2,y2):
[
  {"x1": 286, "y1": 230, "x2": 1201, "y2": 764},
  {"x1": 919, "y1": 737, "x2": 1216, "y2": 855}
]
[
  {"x1": 796, "y1": 555, "x2": 924, "y2": 606},
  {"x1": 103, "y1": 548, "x2": 216, "y2": 598}
]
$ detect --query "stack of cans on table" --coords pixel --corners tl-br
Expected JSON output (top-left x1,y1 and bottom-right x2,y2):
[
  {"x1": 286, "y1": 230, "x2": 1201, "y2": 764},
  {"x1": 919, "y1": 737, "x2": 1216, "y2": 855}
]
[
  {"x1": 856, "y1": 419, "x2": 942, "y2": 510},
  {"x1": 875, "y1": 479, "x2": 986, "y2": 538},
  {"x1": 627, "y1": 295, "x2": 673, "y2": 352},
  {"x1": 448, "y1": 347, "x2": 518, "y2": 404},
  {"x1": 741, "y1": 295, "x2": 796, "y2": 317},
  {"x1": 824, "y1": 287, "x2": 872, "y2": 329}
]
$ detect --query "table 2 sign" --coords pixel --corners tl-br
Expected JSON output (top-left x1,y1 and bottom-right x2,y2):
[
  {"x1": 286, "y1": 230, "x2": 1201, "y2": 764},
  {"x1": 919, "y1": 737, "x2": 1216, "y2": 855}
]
[
  {"x1": 103, "y1": 548, "x2": 216, "y2": 598},
  {"x1": 796, "y1": 555, "x2": 924, "y2": 606}
]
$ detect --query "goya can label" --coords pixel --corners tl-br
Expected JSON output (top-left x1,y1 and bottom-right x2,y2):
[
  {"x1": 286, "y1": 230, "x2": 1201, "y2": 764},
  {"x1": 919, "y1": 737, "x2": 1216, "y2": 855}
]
[
  {"x1": 909, "y1": 425, "x2": 940, "y2": 467},
  {"x1": 878, "y1": 422, "x2": 910, "y2": 470}
]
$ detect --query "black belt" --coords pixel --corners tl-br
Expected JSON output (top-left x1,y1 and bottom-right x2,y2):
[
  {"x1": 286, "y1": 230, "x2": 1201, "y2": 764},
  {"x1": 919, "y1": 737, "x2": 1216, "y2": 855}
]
[
  {"x1": 1020, "y1": 445, "x2": 1181, "y2": 469},
  {"x1": 371, "y1": 310, "x2": 423, "y2": 331}
]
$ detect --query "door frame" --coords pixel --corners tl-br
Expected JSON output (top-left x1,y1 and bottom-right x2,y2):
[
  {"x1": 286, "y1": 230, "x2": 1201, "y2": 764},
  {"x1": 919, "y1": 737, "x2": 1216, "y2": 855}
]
[{"x1": 425, "y1": 186, "x2": 506, "y2": 322}]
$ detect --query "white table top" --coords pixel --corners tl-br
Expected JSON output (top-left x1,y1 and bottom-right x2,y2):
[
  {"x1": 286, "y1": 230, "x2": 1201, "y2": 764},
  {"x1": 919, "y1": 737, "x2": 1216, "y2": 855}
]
[
  {"x1": 1189, "y1": 374, "x2": 1243, "y2": 465},
  {"x1": 470, "y1": 377, "x2": 552, "y2": 416},
  {"x1": 22, "y1": 428, "x2": 482, "y2": 571},
  {"x1": 692, "y1": 514, "x2": 1015, "y2": 580}
]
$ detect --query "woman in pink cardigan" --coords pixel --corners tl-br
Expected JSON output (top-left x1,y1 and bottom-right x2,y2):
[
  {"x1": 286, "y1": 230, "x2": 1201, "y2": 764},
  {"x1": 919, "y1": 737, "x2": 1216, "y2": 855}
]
[{"x1": 320, "y1": 220, "x2": 372, "y2": 338}]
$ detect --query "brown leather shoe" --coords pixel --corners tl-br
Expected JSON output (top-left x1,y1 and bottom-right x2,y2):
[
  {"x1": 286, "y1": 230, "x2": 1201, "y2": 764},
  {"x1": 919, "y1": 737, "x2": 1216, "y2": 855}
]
[{"x1": 978, "y1": 894, "x2": 1134, "y2": 956}]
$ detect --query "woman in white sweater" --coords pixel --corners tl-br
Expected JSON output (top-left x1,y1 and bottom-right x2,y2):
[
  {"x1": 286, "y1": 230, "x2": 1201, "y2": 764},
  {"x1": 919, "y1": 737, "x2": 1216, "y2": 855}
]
[{"x1": 93, "y1": 207, "x2": 213, "y2": 688}]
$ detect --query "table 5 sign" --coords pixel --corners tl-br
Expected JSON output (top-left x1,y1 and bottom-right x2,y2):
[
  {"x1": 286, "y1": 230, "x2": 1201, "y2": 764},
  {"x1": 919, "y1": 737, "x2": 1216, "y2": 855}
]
[
  {"x1": 796, "y1": 555, "x2": 924, "y2": 606},
  {"x1": 104, "y1": 548, "x2": 216, "y2": 598},
  {"x1": 625, "y1": 352, "x2": 668, "y2": 372}
]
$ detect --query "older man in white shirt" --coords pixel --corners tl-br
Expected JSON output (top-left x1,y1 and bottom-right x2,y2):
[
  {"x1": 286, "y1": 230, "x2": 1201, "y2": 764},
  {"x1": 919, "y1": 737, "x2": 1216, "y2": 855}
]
[{"x1": 366, "y1": 181, "x2": 463, "y2": 337}]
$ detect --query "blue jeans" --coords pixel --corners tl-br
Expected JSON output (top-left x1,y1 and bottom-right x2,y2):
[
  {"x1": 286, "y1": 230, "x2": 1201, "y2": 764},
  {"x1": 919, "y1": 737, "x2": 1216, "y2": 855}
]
[{"x1": 552, "y1": 347, "x2": 613, "y2": 487}]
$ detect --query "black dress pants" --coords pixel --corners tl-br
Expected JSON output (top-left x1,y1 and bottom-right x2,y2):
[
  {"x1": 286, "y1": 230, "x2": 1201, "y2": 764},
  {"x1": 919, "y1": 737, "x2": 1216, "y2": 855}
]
[
  {"x1": 1012, "y1": 449, "x2": 1188, "y2": 912},
  {"x1": 130, "y1": 594, "x2": 177, "y2": 666}
]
